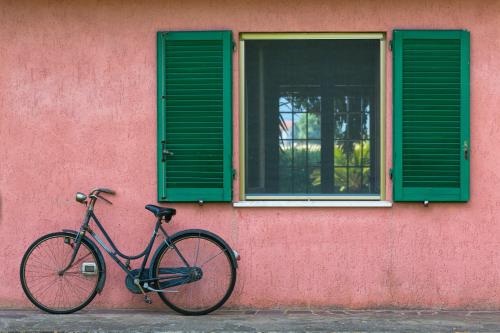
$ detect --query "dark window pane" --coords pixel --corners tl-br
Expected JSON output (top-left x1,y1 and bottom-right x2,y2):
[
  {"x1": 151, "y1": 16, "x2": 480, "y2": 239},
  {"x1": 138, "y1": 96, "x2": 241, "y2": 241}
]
[
  {"x1": 362, "y1": 113, "x2": 370, "y2": 139},
  {"x1": 294, "y1": 140, "x2": 308, "y2": 162},
  {"x1": 348, "y1": 114, "x2": 362, "y2": 140},
  {"x1": 362, "y1": 140, "x2": 371, "y2": 165},
  {"x1": 308, "y1": 140, "x2": 321, "y2": 165},
  {"x1": 349, "y1": 168, "x2": 363, "y2": 193},
  {"x1": 279, "y1": 113, "x2": 292, "y2": 139},
  {"x1": 293, "y1": 113, "x2": 307, "y2": 139},
  {"x1": 245, "y1": 39, "x2": 380, "y2": 196},
  {"x1": 279, "y1": 96, "x2": 293, "y2": 112},
  {"x1": 334, "y1": 96, "x2": 347, "y2": 113},
  {"x1": 308, "y1": 113, "x2": 321, "y2": 139},
  {"x1": 279, "y1": 140, "x2": 293, "y2": 169},
  {"x1": 278, "y1": 168, "x2": 292, "y2": 193},
  {"x1": 334, "y1": 141, "x2": 348, "y2": 166},
  {"x1": 335, "y1": 115, "x2": 348, "y2": 139},
  {"x1": 334, "y1": 167, "x2": 347, "y2": 193},
  {"x1": 348, "y1": 141, "x2": 362, "y2": 166},
  {"x1": 362, "y1": 167, "x2": 371, "y2": 193},
  {"x1": 310, "y1": 166, "x2": 321, "y2": 193}
]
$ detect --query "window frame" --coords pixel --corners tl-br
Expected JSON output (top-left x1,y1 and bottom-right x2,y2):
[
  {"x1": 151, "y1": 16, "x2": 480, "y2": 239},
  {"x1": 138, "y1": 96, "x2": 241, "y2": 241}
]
[{"x1": 238, "y1": 32, "x2": 387, "y2": 201}]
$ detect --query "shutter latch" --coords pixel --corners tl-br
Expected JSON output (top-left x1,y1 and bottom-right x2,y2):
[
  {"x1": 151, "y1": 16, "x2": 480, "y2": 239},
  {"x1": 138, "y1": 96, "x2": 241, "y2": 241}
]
[
  {"x1": 161, "y1": 140, "x2": 174, "y2": 162},
  {"x1": 464, "y1": 141, "x2": 469, "y2": 160}
]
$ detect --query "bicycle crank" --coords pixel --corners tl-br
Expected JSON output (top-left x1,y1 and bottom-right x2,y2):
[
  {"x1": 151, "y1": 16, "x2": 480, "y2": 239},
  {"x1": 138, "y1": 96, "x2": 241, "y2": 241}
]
[{"x1": 134, "y1": 278, "x2": 153, "y2": 304}]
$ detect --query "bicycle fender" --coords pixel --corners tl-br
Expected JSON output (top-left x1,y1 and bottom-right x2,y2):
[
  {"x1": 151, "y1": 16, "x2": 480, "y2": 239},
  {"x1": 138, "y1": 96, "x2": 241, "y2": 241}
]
[
  {"x1": 149, "y1": 229, "x2": 238, "y2": 280},
  {"x1": 62, "y1": 229, "x2": 107, "y2": 294}
]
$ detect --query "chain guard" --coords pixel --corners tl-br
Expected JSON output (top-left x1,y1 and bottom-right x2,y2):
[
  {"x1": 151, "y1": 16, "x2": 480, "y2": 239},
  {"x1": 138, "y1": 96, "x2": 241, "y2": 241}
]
[{"x1": 125, "y1": 269, "x2": 151, "y2": 294}]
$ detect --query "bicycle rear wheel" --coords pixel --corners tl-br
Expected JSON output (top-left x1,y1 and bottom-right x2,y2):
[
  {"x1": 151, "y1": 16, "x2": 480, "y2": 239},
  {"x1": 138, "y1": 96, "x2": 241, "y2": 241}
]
[
  {"x1": 20, "y1": 232, "x2": 102, "y2": 314},
  {"x1": 152, "y1": 230, "x2": 237, "y2": 315}
]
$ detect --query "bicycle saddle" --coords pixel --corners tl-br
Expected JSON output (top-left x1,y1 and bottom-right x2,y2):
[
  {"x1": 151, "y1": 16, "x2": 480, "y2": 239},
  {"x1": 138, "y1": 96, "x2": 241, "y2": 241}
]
[{"x1": 145, "y1": 205, "x2": 176, "y2": 218}]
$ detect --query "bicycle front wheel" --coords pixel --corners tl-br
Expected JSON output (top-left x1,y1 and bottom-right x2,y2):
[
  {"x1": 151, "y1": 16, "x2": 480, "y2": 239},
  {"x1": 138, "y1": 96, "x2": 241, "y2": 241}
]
[
  {"x1": 20, "y1": 232, "x2": 103, "y2": 314},
  {"x1": 152, "y1": 230, "x2": 237, "y2": 315}
]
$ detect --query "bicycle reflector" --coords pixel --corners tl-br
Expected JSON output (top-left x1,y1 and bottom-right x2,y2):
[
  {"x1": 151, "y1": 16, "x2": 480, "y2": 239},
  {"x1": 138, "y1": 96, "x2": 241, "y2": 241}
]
[{"x1": 81, "y1": 263, "x2": 98, "y2": 276}]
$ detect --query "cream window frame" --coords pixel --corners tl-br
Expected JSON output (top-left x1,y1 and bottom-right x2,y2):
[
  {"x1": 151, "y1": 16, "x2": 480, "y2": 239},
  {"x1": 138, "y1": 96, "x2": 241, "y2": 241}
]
[{"x1": 238, "y1": 32, "x2": 387, "y2": 202}]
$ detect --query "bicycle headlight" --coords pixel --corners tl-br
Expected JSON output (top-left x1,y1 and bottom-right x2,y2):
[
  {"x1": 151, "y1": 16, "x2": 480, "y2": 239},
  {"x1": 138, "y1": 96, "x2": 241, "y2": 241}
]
[{"x1": 75, "y1": 192, "x2": 87, "y2": 204}]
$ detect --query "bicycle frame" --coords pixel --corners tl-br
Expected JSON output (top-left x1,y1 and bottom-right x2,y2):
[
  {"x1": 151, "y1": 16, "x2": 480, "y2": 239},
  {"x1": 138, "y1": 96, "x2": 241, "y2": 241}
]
[
  {"x1": 60, "y1": 197, "x2": 192, "y2": 289},
  {"x1": 21, "y1": 188, "x2": 238, "y2": 315}
]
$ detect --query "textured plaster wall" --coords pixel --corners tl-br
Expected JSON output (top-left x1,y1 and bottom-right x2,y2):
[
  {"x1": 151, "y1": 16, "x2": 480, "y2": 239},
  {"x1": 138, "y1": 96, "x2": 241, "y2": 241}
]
[{"x1": 1, "y1": 0, "x2": 500, "y2": 309}]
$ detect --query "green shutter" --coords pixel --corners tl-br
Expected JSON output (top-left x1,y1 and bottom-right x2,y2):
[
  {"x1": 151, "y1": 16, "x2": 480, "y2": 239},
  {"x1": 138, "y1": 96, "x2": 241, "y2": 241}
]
[
  {"x1": 393, "y1": 30, "x2": 470, "y2": 202},
  {"x1": 157, "y1": 31, "x2": 233, "y2": 202}
]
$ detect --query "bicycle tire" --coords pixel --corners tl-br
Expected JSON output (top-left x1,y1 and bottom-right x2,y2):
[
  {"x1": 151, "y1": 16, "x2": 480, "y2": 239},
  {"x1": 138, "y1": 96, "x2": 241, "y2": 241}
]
[
  {"x1": 20, "y1": 231, "x2": 103, "y2": 314},
  {"x1": 152, "y1": 230, "x2": 237, "y2": 315}
]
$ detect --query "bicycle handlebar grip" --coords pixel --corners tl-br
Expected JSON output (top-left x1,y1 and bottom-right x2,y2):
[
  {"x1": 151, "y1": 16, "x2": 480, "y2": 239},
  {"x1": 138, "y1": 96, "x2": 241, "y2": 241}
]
[
  {"x1": 99, "y1": 188, "x2": 115, "y2": 195},
  {"x1": 91, "y1": 188, "x2": 116, "y2": 195}
]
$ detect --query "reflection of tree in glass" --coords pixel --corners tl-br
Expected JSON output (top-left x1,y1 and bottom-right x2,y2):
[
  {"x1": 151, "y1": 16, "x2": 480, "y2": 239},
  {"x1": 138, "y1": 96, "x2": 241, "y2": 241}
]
[
  {"x1": 278, "y1": 94, "x2": 372, "y2": 193},
  {"x1": 292, "y1": 97, "x2": 321, "y2": 140},
  {"x1": 333, "y1": 96, "x2": 371, "y2": 164},
  {"x1": 332, "y1": 142, "x2": 371, "y2": 193},
  {"x1": 279, "y1": 95, "x2": 321, "y2": 148},
  {"x1": 279, "y1": 143, "x2": 321, "y2": 193},
  {"x1": 279, "y1": 141, "x2": 370, "y2": 193}
]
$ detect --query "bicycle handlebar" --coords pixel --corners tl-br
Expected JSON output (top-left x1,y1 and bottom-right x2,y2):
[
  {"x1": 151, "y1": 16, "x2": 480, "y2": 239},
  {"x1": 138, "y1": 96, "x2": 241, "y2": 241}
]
[
  {"x1": 90, "y1": 188, "x2": 116, "y2": 196},
  {"x1": 86, "y1": 188, "x2": 115, "y2": 206}
]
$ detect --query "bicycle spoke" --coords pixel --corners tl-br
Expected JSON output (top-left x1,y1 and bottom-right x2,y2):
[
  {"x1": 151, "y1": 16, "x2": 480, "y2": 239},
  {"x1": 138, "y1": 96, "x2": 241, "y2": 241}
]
[
  {"x1": 200, "y1": 249, "x2": 226, "y2": 268},
  {"x1": 26, "y1": 260, "x2": 53, "y2": 272},
  {"x1": 155, "y1": 234, "x2": 235, "y2": 315},
  {"x1": 21, "y1": 234, "x2": 101, "y2": 313},
  {"x1": 194, "y1": 233, "x2": 201, "y2": 266},
  {"x1": 33, "y1": 276, "x2": 59, "y2": 301},
  {"x1": 26, "y1": 272, "x2": 57, "y2": 279},
  {"x1": 33, "y1": 249, "x2": 57, "y2": 270},
  {"x1": 30, "y1": 276, "x2": 58, "y2": 296},
  {"x1": 44, "y1": 242, "x2": 61, "y2": 270},
  {"x1": 67, "y1": 252, "x2": 92, "y2": 270}
]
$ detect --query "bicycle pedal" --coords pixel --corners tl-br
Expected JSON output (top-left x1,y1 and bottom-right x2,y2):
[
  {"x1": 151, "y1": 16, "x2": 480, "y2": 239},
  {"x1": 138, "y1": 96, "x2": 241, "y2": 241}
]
[{"x1": 144, "y1": 295, "x2": 153, "y2": 304}]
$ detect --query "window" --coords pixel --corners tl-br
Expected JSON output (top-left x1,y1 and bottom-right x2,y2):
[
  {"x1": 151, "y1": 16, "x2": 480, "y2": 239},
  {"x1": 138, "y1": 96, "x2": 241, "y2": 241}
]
[{"x1": 240, "y1": 33, "x2": 385, "y2": 200}]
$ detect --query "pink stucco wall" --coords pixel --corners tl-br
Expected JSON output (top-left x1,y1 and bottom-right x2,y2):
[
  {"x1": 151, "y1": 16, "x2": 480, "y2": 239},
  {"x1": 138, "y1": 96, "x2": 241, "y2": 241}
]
[{"x1": 1, "y1": 0, "x2": 500, "y2": 310}]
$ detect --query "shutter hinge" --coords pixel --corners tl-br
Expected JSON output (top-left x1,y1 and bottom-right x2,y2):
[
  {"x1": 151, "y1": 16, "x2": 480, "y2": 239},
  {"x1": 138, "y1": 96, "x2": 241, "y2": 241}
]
[
  {"x1": 389, "y1": 40, "x2": 393, "y2": 51},
  {"x1": 232, "y1": 168, "x2": 236, "y2": 180},
  {"x1": 232, "y1": 40, "x2": 236, "y2": 52},
  {"x1": 389, "y1": 168, "x2": 393, "y2": 180}
]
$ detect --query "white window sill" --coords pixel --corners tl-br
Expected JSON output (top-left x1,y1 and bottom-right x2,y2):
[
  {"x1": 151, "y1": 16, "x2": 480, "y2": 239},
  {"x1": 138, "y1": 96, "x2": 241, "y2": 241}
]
[{"x1": 233, "y1": 201, "x2": 393, "y2": 208}]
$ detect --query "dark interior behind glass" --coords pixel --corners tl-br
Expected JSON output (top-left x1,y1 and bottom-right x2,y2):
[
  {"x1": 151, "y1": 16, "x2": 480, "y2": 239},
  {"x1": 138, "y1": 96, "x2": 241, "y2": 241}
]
[{"x1": 245, "y1": 39, "x2": 380, "y2": 196}]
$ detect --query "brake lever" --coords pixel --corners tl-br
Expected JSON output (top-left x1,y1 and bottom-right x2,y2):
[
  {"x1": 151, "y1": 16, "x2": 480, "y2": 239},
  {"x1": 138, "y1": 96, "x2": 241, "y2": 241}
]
[{"x1": 96, "y1": 194, "x2": 113, "y2": 205}]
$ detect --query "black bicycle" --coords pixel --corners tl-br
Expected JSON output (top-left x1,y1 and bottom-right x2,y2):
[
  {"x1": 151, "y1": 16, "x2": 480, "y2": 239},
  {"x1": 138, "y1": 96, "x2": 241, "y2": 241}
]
[{"x1": 20, "y1": 188, "x2": 239, "y2": 315}]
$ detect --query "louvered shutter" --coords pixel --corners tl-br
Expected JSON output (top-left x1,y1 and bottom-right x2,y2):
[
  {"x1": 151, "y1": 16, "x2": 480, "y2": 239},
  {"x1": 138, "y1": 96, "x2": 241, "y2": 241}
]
[
  {"x1": 157, "y1": 31, "x2": 233, "y2": 202},
  {"x1": 392, "y1": 30, "x2": 470, "y2": 202}
]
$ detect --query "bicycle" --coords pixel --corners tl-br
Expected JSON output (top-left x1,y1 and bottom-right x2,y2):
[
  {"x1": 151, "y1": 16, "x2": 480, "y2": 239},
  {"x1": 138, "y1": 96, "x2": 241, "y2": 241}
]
[{"x1": 20, "y1": 188, "x2": 239, "y2": 315}]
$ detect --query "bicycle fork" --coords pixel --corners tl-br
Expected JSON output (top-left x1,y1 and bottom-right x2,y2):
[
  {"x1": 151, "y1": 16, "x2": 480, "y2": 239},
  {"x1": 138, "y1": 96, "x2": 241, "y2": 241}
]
[
  {"x1": 58, "y1": 229, "x2": 85, "y2": 275},
  {"x1": 58, "y1": 211, "x2": 92, "y2": 275}
]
